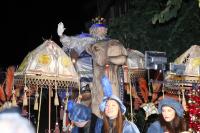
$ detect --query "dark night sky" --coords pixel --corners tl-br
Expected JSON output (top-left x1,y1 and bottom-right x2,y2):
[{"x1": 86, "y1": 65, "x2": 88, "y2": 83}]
[{"x1": 5, "y1": 0, "x2": 97, "y2": 69}]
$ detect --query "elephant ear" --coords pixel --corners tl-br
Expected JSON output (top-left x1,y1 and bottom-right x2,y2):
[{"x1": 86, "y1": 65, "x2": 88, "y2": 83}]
[{"x1": 101, "y1": 75, "x2": 112, "y2": 97}]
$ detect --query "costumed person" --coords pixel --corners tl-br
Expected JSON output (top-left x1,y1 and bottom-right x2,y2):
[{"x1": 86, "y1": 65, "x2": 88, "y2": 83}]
[
  {"x1": 67, "y1": 100, "x2": 92, "y2": 133},
  {"x1": 147, "y1": 97, "x2": 188, "y2": 133},
  {"x1": 89, "y1": 16, "x2": 109, "y2": 41},
  {"x1": 57, "y1": 21, "x2": 94, "y2": 110},
  {"x1": 96, "y1": 75, "x2": 140, "y2": 133}
]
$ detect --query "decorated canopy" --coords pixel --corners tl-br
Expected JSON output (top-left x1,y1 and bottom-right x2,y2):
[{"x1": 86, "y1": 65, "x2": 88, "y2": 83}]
[
  {"x1": 127, "y1": 48, "x2": 145, "y2": 69},
  {"x1": 126, "y1": 48, "x2": 146, "y2": 80},
  {"x1": 174, "y1": 45, "x2": 200, "y2": 76},
  {"x1": 15, "y1": 40, "x2": 78, "y2": 88},
  {"x1": 165, "y1": 45, "x2": 200, "y2": 89}
]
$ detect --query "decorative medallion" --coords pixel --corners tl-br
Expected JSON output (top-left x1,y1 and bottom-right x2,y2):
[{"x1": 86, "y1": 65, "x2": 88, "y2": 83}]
[
  {"x1": 59, "y1": 56, "x2": 71, "y2": 67},
  {"x1": 38, "y1": 54, "x2": 51, "y2": 65}
]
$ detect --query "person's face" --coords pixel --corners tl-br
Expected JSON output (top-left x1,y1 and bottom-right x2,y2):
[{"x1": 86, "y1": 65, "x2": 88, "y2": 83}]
[
  {"x1": 105, "y1": 99, "x2": 119, "y2": 119},
  {"x1": 96, "y1": 27, "x2": 107, "y2": 36},
  {"x1": 162, "y1": 106, "x2": 176, "y2": 122}
]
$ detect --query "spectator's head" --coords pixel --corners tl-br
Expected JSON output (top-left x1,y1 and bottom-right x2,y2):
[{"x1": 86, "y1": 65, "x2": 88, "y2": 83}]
[
  {"x1": 0, "y1": 108, "x2": 35, "y2": 133},
  {"x1": 158, "y1": 97, "x2": 184, "y2": 122},
  {"x1": 68, "y1": 101, "x2": 91, "y2": 127}
]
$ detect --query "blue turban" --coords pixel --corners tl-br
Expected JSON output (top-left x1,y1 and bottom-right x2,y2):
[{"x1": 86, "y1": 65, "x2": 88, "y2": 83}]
[
  {"x1": 76, "y1": 33, "x2": 92, "y2": 38},
  {"x1": 158, "y1": 98, "x2": 184, "y2": 117},
  {"x1": 90, "y1": 24, "x2": 107, "y2": 29}
]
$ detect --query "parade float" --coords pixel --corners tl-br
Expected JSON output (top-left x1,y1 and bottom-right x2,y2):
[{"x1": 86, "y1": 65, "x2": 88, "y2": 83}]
[
  {"x1": 58, "y1": 18, "x2": 128, "y2": 120},
  {"x1": 14, "y1": 40, "x2": 79, "y2": 133},
  {"x1": 165, "y1": 45, "x2": 200, "y2": 132}
]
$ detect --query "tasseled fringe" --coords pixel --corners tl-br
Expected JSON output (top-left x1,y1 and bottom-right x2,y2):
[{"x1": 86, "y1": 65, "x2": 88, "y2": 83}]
[
  {"x1": 12, "y1": 89, "x2": 17, "y2": 106},
  {"x1": 60, "y1": 105, "x2": 64, "y2": 120},
  {"x1": 15, "y1": 89, "x2": 20, "y2": 97},
  {"x1": 34, "y1": 87, "x2": 39, "y2": 110},
  {"x1": 54, "y1": 122, "x2": 60, "y2": 133},
  {"x1": 54, "y1": 93, "x2": 59, "y2": 106},
  {"x1": 23, "y1": 85, "x2": 28, "y2": 106},
  {"x1": 12, "y1": 95, "x2": 17, "y2": 106},
  {"x1": 34, "y1": 92, "x2": 39, "y2": 110},
  {"x1": 54, "y1": 81, "x2": 59, "y2": 106},
  {"x1": 54, "y1": 89, "x2": 59, "y2": 106},
  {"x1": 23, "y1": 92, "x2": 28, "y2": 106},
  {"x1": 34, "y1": 98, "x2": 38, "y2": 110}
]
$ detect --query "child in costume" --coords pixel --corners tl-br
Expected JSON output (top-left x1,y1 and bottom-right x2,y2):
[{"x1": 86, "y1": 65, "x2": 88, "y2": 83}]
[
  {"x1": 67, "y1": 101, "x2": 92, "y2": 133},
  {"x1": 95, "y1": 75, "x2": 140, "y2": 133}
]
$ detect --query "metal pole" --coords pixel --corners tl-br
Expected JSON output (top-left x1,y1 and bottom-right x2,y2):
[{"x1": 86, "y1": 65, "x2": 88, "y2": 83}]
[
  {"x1": 36, "y1": 87, "x2": 43, "y2": 133},
  {"x1": 49, "y1": 86, "x2": 51, "y2": 133}
]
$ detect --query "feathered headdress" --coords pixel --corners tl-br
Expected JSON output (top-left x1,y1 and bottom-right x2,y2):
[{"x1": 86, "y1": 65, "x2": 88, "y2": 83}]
[
  {"x1": 5, "y1": 66, "x2": 15, "y2": 100},
  {"x1": 101, "y1": 75, "x2": 112, "y2": 97},
  {"x1": 0, "y1": 66, "x2": 16, "y2": 109},
  {"x1": 99, "y1": 75, "x2": 126, "y2": 114}
]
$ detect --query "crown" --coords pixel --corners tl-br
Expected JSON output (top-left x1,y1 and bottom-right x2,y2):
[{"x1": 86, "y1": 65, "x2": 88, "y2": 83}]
[
  {"x1": 90, "y1": 16, "x2": 107, "y2": 28},
  {"x1": 92, "y1": 17, "x2": 106, "y2": 24}
]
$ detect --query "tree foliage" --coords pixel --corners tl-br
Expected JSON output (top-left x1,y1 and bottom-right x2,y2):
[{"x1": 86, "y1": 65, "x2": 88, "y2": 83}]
[
  {"x1": 108, "y1": 0, "x2": 200, "y2": 62},
  {"x1": 152, "y1": 0, "x2": 182, "y2": 24}
]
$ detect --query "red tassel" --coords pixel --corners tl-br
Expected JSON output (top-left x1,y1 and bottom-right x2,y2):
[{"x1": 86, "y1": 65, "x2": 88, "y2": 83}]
[{"x1": 105, "y1": 64, "x2": 110, "y2": 78}]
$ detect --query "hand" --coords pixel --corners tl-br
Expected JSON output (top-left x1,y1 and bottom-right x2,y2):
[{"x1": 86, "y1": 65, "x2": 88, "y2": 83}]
[{"x1": 57, "y1": 22, "x2": 66, "y2": 36}]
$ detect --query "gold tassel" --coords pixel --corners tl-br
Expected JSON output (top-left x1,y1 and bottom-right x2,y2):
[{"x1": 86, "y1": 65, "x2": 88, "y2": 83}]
[
  {"x1": 182, "y1": 88, "x2": 188, "y2": 111},
  {"x1": 54, "y1": 81, "x2": 59, "y2": 106},
  {"x1": 34, "y1": 99, "x2": 38, "y2": 110},
  {"x1": 12, "y1": 89, "x2": 17, "y2": 106},
  {"x1": 15, "y1": 89, "x2": 20, "y2": 97},
  {"x1": 23, "y1": 86, "x2": 28, "y2": 106},
  {"x1": 34, "y1": 91, "x2": 39, "y2": 110},
  {"x1": 12, "y1": 95, "x2": 17, "y2": 106},
  {"x1": 23, "y1": 92, "x2": 28, "y2": 106},
  {"x1": 54, "y1": 92, "x2": 59, "y2": 106}
]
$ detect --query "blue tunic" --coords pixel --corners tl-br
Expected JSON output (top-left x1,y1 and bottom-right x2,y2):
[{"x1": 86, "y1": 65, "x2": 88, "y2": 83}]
[{"x1": 147, "y1": 121, "x2": 164, "y2": 133}]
